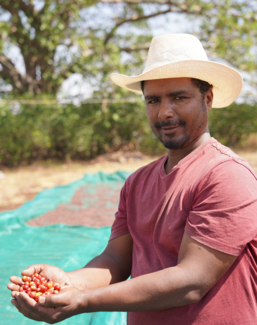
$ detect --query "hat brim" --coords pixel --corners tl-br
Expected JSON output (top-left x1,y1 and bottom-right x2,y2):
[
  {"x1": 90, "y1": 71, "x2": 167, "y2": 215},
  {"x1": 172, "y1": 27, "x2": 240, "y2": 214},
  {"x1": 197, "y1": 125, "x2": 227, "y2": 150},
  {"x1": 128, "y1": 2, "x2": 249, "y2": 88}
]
[{"x1": 110, "y1": 60, "x2": 243, "y2": 108}]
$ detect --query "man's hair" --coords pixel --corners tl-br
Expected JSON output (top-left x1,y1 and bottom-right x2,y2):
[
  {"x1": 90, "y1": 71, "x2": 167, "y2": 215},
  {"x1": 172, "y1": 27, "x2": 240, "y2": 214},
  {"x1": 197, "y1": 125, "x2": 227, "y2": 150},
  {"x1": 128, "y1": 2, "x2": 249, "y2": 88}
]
[
  {"x1": 140, "y1": 79, "x2": 213, "y2": 96},
  {"x1": 191, "y1": 78, "x2": 213, "y2": 95}
]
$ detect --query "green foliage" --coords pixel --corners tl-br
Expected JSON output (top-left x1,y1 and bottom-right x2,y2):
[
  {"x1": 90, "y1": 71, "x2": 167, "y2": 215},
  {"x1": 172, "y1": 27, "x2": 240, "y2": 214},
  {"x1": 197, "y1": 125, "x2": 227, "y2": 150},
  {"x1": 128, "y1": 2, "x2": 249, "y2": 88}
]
[
  {"x1": 1, "y1": 100, "x2": 257, "y2": 166},
  {"x1": 0, "y1": 100, "x2": 164, "y2": 166},
  {"x1": 209, "y1": 102, "x2": 257, "y2": 147},
  {"x1": 199, "y1": 0, "x2": 257, "y2": 71}
]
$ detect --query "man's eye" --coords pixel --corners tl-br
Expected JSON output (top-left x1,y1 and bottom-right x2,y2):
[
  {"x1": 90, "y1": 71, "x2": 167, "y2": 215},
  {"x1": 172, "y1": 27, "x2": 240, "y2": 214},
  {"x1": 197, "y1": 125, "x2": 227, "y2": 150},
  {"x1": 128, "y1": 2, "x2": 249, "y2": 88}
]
[
  {"x1": 148, "y1": 99, "x2": 158, "y2": 104},
  {"x1": 174, "y1": 96, "x2": 186, "y2": 100}
]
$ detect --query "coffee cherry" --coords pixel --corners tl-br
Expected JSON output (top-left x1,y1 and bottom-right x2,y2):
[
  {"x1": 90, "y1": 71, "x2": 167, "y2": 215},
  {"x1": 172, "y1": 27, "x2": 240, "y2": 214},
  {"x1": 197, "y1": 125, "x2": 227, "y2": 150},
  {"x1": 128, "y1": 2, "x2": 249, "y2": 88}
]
[
  {"x1": 39, "y1": 285, "x2": 47, "y2": 293},
  {"x1": 34, "y1": 295, "x2": 41, "y2": 302},
  {"x1": 29, "y1": 291, "x2": 36, "y2": 299},
  {"x1": 18, "y1": 272, "x2": 61, "y2": 302},
  {"x1": 54, "y1": 285, "x2": 61, "y2": 291},
  {"x1": 46, "y1": 282, "x2": 53, "y2": 289}
]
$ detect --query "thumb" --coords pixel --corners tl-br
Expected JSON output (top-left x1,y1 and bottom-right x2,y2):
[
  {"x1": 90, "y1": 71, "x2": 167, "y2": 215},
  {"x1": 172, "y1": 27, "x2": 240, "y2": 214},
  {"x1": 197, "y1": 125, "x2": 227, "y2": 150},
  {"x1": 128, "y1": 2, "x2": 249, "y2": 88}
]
[
  {"x1": 21, "y1": 264, "x2": 45, "y2": 276},
  {"x1": 38, "y1": 292, "x2": 66, "y2": 307}
]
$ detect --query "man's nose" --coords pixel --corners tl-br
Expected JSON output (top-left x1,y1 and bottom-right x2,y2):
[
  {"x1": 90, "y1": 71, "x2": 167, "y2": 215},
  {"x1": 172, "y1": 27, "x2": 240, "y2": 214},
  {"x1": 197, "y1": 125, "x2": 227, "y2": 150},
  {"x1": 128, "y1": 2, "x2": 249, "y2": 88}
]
[{"x1": 158, "y1": 100, "x2": 175, "y2": 120}]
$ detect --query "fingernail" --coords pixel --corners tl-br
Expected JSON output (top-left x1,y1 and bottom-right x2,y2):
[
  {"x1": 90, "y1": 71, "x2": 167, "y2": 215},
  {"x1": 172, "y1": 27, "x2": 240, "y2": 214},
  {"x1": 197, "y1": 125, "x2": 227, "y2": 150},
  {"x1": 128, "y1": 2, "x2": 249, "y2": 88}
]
[{"x1": 39, "y1": 296, "x2": 45, "y2": 304}]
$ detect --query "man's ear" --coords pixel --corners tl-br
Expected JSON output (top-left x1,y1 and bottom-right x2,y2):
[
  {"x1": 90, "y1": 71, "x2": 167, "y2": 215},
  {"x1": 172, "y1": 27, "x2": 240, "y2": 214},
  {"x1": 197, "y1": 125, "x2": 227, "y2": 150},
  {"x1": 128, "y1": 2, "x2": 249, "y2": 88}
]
[{"x1": 205, "y1": 89, "x2": 213, "y2": 111}]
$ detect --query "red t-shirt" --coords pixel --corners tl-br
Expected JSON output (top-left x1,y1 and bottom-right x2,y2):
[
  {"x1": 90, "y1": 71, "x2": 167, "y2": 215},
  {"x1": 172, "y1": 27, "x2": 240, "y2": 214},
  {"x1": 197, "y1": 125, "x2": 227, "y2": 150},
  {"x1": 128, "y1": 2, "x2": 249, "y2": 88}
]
[{"x1": 110, "y1": 138, "x2": 257, "y2": 324}]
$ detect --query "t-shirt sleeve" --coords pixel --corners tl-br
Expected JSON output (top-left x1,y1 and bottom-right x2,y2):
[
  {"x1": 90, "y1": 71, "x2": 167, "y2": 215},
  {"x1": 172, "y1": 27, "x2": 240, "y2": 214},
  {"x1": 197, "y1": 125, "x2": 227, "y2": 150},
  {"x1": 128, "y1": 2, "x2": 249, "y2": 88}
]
[
  {"x1": 185, "y1": 160, "x2": 257, "y2": 256},
  {"x1": 109, "y1": 179, "x2": 130, "y2": 241}
]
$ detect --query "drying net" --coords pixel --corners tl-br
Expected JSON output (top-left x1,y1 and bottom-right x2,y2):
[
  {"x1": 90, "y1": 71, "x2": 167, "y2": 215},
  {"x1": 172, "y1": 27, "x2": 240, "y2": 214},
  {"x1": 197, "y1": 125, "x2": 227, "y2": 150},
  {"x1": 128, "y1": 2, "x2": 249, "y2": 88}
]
[{"x1": 0, "y1": 171, "x2": 131, "y2": 325}]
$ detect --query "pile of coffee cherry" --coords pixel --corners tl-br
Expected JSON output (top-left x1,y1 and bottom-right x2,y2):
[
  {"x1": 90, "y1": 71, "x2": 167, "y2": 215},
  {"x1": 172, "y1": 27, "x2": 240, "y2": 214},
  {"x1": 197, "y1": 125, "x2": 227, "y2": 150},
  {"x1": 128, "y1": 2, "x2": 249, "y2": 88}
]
[{"x1": 18, "y1": 274, "x2": 61, "y2": 302}]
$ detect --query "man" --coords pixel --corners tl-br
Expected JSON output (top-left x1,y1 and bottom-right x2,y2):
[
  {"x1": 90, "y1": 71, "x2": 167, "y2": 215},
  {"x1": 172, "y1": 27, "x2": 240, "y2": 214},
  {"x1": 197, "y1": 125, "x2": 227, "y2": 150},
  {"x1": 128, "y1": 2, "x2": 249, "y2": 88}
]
[{"x1": 8, "y1": 34, "x2": 257, "y2": 324}]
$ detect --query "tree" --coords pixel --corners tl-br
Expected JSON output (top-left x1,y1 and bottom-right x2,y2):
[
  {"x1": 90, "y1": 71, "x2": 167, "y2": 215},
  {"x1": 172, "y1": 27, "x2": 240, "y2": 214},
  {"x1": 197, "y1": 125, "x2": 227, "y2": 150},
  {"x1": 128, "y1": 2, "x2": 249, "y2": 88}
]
[{"x1": 0, "y1": 0, "x2": 256, "y2": 97}]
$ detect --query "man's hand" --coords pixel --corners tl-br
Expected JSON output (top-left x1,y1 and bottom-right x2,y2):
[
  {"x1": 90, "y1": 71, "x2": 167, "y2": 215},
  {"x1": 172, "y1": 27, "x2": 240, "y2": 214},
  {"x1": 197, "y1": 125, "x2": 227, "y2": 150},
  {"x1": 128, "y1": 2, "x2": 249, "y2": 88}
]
[
  {"x1": 8, "y1": 233, "x2": 133, "y2": 305},
  {"x1": 10, "y1": 286, "x2": 84, "y2": 324},
  {"x1": 7, "y1": 264, "x2": 79, "y2": 323},
  {"x1": 7, "y1": 234, "x2": 133, "y2": 322},
  {"x1": 7, "y1": 264, "x2": 72, "y2": 294}
]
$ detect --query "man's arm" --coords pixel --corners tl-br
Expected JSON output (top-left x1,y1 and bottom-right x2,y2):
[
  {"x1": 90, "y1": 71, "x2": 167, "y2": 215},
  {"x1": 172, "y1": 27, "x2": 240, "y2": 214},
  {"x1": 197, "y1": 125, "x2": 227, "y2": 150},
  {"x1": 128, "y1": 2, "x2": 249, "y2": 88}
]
[
  {"x1": 77, "y1": 232, "x2": 236, "y2": 312},
  {"x1": 9, "y1": 232, "x2": 236, "y2": 323}
]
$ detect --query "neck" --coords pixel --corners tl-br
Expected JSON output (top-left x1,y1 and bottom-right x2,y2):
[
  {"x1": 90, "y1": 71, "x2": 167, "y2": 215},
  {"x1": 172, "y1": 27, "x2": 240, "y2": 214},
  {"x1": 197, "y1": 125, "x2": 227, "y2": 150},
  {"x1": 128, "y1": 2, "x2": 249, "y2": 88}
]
[{"x1": 164, "y1": 132, "x2": 211, "y2": 174}]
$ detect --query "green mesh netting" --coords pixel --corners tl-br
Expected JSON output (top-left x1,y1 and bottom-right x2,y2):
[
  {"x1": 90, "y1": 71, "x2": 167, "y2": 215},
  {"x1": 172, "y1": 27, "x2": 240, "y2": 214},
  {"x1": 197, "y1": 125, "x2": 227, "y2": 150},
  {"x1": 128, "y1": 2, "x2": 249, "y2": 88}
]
[{"x1": 0, "y1": 171, "x2": 131, "y2": 325}]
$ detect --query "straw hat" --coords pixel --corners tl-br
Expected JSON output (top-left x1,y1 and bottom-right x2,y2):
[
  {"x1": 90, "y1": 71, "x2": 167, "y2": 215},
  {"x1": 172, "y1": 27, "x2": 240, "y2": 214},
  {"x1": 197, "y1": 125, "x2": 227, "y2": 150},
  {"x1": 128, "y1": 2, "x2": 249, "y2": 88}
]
[{"x1": 110, "y1": 34, "x2": 243, "y2": 108}]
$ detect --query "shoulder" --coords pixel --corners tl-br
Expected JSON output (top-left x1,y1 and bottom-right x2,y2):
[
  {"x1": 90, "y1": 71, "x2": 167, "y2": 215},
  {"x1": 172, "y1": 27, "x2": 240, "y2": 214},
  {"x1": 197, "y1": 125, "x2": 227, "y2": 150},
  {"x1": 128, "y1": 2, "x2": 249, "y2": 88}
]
[
  {"x1": 205, "y1": 139, "x2": 256, "y2": 179},
  {"x1": 193, "y1": 141, "x2": 257, "y2": 203},
  {"x1": 181, "y1": 139, "x2": 257, "y2": 203},
  {"x1": 195, "y1": 139, "x2": 256, "y2": 183}
]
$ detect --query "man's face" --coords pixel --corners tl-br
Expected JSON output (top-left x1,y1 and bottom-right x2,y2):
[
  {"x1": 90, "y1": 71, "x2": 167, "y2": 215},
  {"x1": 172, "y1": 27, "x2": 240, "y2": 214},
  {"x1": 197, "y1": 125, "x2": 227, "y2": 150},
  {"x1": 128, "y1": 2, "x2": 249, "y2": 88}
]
[{"x1": 143, "y1": 78, "x2": 213, "y2": 150}]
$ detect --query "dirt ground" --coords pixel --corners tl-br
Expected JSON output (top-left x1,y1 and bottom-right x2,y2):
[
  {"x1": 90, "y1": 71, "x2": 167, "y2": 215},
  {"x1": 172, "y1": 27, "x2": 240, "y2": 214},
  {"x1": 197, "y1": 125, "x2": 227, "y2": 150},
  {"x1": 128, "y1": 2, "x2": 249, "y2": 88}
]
[
  {"x1": 0, "y1": 150, "x2": 257, "y2": 213},
  {"x1": 0, "y1": 151, "x2": 157, "y2": 213}
]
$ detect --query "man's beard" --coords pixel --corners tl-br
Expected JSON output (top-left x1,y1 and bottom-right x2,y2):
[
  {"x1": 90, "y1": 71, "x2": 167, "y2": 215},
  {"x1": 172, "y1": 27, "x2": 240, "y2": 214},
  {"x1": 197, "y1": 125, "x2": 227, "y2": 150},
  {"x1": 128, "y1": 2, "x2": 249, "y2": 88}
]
[
  {"x1": 151, "y1": 100, "x2": 208, "y2": 150},
  {"x1": 152, "y1": 118, "x2": 188, "y2": 150}
]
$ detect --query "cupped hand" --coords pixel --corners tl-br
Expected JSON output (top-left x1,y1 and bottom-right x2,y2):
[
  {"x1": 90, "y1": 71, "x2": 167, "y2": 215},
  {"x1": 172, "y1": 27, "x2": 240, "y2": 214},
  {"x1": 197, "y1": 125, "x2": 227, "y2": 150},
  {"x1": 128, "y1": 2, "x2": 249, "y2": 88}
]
[
  {"x1": 7, "y1": 264, "x2": 72, "y2": 293},
  {"x1": 11, "y1": 286, "x2": 85, "y2": 324}
]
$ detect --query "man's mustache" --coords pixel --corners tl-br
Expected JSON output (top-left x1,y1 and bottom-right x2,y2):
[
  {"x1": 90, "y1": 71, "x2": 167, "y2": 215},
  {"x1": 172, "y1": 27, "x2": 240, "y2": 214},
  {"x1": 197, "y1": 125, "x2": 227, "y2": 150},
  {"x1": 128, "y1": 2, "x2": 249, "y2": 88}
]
[{"x1": 154, "y1": 119, "x2": 186, "y2": 129}]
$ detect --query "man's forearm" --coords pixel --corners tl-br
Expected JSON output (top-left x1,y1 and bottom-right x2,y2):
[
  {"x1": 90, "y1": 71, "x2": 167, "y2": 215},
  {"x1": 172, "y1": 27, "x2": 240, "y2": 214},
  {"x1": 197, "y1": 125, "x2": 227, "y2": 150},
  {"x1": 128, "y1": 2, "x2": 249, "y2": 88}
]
[
  {"x1": 80, "y1": 265, "x2": 200, "y2": 313},
  {"x1": 67, "y1": 252, "x2": 130, "y2": 290}
]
